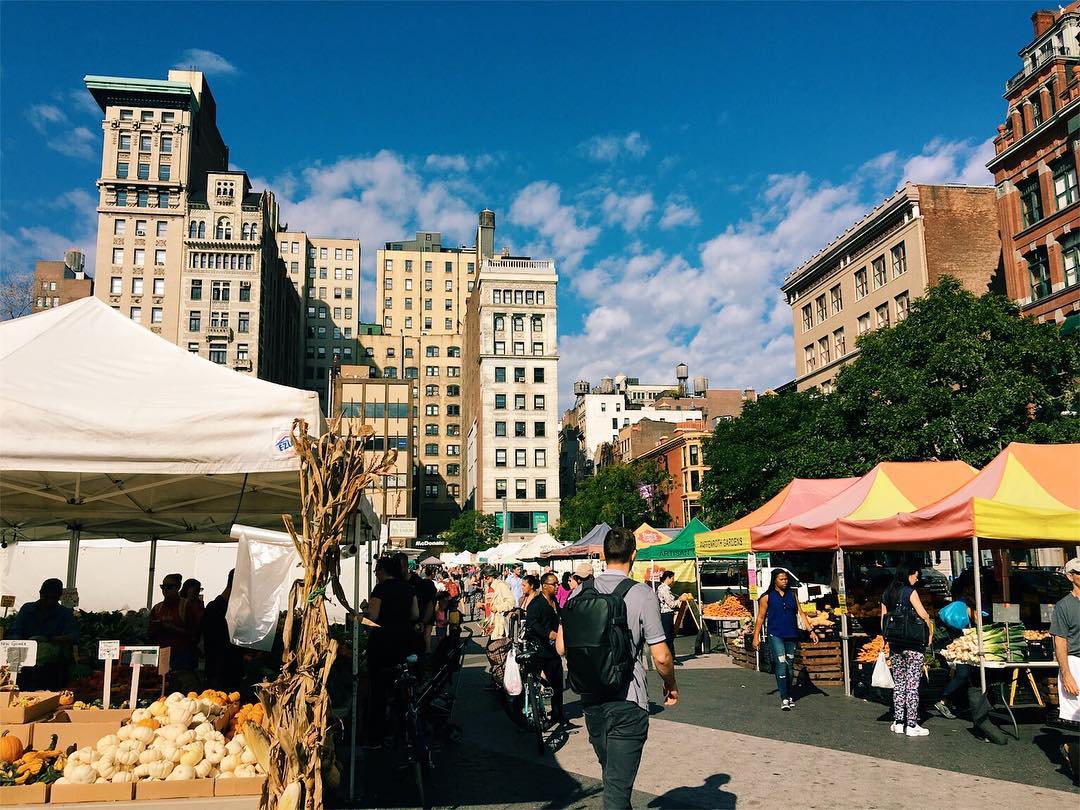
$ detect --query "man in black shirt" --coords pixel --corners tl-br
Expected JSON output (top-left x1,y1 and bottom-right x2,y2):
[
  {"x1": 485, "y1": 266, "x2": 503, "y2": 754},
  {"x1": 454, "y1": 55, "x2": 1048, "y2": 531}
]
[
  {"x1": 394, "y1": 553, "x2": 436, "y2": 655},
  {"x1": 202, "y1": 570, "x2": 244, "y2": 693},
  {"x1": 366, "y1": 556, "x2": 419, "y2": 746},
  {"x1": 525, "y1": 572, "x2": 565, "y2": 727}
]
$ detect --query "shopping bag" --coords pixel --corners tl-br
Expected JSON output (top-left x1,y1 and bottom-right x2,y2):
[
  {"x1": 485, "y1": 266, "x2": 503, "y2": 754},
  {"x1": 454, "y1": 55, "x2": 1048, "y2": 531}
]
[
  {"x1": 871, "y1": 651, "x2": 894, "y2": 689},
  {"x1": 503, "y1": 648, "x2": 522, "y2": 696}
]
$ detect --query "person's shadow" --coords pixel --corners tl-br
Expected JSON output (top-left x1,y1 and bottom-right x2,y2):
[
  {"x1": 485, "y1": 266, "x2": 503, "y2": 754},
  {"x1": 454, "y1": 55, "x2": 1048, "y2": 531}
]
[{"x1": 647, "y1": 773, "x2": 736, "y2": 809}]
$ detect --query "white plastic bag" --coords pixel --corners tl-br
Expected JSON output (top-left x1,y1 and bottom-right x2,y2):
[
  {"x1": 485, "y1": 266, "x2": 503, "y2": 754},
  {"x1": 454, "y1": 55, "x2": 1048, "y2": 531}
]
[
  {"x1": 871, "y1": 651, "x2": 894, "y2": 689},
  {"x1": 226, "y1": 524, "x2": 300, "y2": 651},
  {"x1": 503, "y1": 648, "x2": 522, "y2": 696}
]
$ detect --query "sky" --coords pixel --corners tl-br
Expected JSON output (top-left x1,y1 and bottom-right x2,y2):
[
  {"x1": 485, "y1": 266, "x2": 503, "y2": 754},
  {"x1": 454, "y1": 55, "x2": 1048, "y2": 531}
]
[{"x1": 0, "y1": 1, "x2": 1035, "y2": 410}]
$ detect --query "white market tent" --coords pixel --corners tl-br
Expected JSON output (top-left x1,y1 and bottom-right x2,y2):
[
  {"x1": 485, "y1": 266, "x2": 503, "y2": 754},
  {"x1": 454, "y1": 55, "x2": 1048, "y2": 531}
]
[
  {"x1": 515, "y1": 530, "x2": 563, "y2": 560},
  {"x1": 0, "y1": 298, "x2": 327, "y2": 591},
  {"x1": 479, "y1": 541, "x2": 526, "y2": 564}
]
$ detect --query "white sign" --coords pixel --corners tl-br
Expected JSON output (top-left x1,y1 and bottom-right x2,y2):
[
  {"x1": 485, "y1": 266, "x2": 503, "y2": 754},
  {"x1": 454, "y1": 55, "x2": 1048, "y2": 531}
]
[
  {"x1": 389, "y1": 518, "x2": 417, "y2": 539},
  {"x1": 61, "y1": 588, "x2": 79, "y2": 608},
  {"x1": 0, "y1": 639, "x2": 37, "y2": 669},
  {"x1": 121, "y1": 645, "x2": 160, "y2": 667},
  {"x1": 98, "y1": 640, "x2": 120, "y2": 661}
]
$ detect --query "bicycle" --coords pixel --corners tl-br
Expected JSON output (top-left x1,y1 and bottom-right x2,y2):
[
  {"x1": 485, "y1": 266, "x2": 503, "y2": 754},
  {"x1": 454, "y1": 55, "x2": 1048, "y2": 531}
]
[
  {"x1": 388, "y1": 654, "x2": 431, "y2": 808},
  {"x1": 502, "y1": 610, "x2": 549, "y2": 755}
]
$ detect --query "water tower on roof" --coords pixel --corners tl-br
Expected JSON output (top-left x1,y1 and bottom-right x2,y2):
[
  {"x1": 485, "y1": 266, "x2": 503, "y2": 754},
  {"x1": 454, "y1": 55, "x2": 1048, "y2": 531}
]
[{"x1": 675, "y1": 363, "x2": 688, "y2": 396}]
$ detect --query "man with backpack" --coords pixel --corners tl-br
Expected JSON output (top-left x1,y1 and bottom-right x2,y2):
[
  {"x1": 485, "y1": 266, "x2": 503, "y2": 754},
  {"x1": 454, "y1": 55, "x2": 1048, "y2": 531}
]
[{"x1": 557, "y1": 527, "x2": 679, "y2": 809}]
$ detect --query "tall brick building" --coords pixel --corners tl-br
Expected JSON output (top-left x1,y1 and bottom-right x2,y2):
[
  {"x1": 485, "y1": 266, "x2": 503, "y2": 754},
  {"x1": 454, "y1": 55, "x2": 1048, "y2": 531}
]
[
  {"x1": 988, "y1": 3, "x2": 1080, "y2": 328},
  {"x1": 782, "y1": 183, "x2": 1003, "y2": 391},
  {"x1": 32, "y1": 250, "x2": 93, "y2": 312}
]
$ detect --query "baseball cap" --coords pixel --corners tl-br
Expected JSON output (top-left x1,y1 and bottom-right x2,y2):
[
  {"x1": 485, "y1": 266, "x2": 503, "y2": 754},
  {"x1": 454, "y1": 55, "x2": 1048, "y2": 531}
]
[
  {"x1": 1064, "y1": 557, "x2": 1080, "y2": 574},
  {"x1": 574, "y1": 562, "x2": 594, "y2": 579}
]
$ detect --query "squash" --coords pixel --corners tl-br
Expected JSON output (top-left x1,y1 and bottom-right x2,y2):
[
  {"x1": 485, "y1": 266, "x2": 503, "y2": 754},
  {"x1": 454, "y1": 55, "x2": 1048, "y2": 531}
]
[
  {"x1": 156, "y1": 723, "x2": 188, "y2": 742},
  {"x1": 113, "y1": 739, "x2": 144, "y2": 766},
  {"x1": 194, "y1": 758, "x2": 213, "y2": 778},
  {"x1": 228, "y1": 691, "x2": 241, "y2": 703},
  {"x1": 133, "y1": 759, "x2": 173, "y2": 780},
  {"x1": 147, "y1": 699, "x2": 167, "y2": 717},
  {"x1": 138, "y1": 748, "x2": 163, "y2": 764},
  {"x1": 129, "y1": 708, "x2": 152, "y2": 723},
  {"x1": 166, "y1": 692, "x2": 186, "y2": 704},
  {"x1": 241, "y1": 747, "x2": 257, "y2": 766},
  {"x1": 127, "y1": 724, "x2": 155, "y2": 745},
  {"x1": 217, "y1": 770, "x2": 235, "y2": 779},
  {"x1": 203, "y1": 740, "x2": 226, "y2": 765},
  {"x1": 179, "y1": 742, "x2": 204, "y2": 767},
  {"x1": 219, "y1": 753, "x2": 239, "y2": 773},
  {"x1": 193, "y1": 722, "x2": 215, "y2": 740},
  {"x1": 166, "y1": 763, "x2": 196, "y2": 781},
  {"x1": 234, "y1": 764, "x2": 258, "y2": 778},
  {"x1": 59, "y1": 691, "x2": 75, "y2": 707},
  {"x1": 94, "y1": 756, "x2": 118, "y2": 780},
  {"x1": 64, "y1": 762, "x2": 97, "y2": 784},
  {"x1": 69, "y1": 747, "x2": 95, "y2": 766},
  {"x1": 0, "y1": 730, "x2": 26, "y2": 764},
  {"x1": 111, "y1": 771, "x2": 135, "y2": 784}
]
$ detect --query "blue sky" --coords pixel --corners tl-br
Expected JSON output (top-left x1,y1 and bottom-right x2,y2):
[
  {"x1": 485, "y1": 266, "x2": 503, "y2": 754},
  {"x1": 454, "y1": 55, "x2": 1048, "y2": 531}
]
[{"x1": 0, "y1": 1, "x2": 1033, "y2": 408}]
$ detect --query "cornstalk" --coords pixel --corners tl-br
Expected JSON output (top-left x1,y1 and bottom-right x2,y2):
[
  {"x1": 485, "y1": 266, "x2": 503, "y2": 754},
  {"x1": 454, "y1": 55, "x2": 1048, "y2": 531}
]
[{"x1": 257, "y1": 417, "x2": 396, "y2": 810}]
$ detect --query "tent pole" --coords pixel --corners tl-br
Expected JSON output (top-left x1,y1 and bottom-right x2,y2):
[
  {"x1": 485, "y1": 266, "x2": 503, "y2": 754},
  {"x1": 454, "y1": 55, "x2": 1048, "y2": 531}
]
[
  {"x1": 348, "y1": 518, "x2": 361, "y2": 804},
  {"x1": 836, "y1": 550, "x2": 852, "y2": 697},
  {"x1": 65, "y1": 526, "x2": 80, "y2": 590},
  {"x1": 972, "y1": 536, "x2": 986, "y2": 693},
  {"x1": 146, "y1": 536, "x2": 158, "y2": 612}
]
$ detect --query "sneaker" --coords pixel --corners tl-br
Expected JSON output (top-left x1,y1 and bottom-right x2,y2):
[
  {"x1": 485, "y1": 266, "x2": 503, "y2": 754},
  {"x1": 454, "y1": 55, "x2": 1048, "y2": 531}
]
[
  {"x1": 781, "y1": 699, "x2": 791, "y2": 711},
  {"x1": 905, "y1": 724, "x2": 930, "y2": 737},
  {"x1": 934, "y1": 700, "x2": 957, "y2": 720},
  {"x1": 786, "y1": 698, "x2": 795, "y2": 709},
  {"x1": 890, "y1": 723, "x2": 905, "y2": 734}
]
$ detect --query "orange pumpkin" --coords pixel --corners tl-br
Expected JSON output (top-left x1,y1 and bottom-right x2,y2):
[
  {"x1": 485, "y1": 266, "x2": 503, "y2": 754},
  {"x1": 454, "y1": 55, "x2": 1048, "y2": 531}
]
[
  {"x1": 0, "y1": 730, "x2": 25, "y2": 764},
  {"x1": 58, "y1": 691, "x2": 75, "y2": 707},
  {"x1": 136, "y1": 718, "x2": 160, "y2": 730},
  {"x1": 227, "y1": 692, "x2": 241, "y2": 704}
]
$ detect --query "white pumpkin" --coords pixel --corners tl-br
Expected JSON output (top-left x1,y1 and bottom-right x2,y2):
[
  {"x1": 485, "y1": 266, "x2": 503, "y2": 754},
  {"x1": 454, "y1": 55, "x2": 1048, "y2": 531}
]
[
  {"x1": 203, "y1": 740, "x2": 226, "y2": 765},
  {"x1": 133, "y1": 760, "x2": 173, "y2": 780},
  {"x1": 217, "y1": 771, "x2": 235, "y2": 780},
  {"x1": 130, "y1": 708, "x2": 152, "y2": 723},
  {"x1": 204, "y1": 730, "x2": 225, "y2": 744},
  {"x1": 138, "y1": 748, "x2": 163, "y2": 765},
  {"x1": 234, "y1": 764, "x2": 258, "y2": 778},
  {"x1": 225, "y1": 739, "x2": 244, "y2": 757},
  {"x1": 117, "y1": 725, "x2": 133, "y2": 741},
  {"x1": 166, "y1": 764, "x2": 196, "y2": 781},
  {"x1": 111, "y1": 771, "x2": 135, "y2": 784},
  {"x1": 96, "y1": 734, "x2": 120, "y2": 755},
  {"x1": 193, "y1": 722, "x2": 216, "y2": 740},
  {"x1": 192, "y1": 710, "x2": 209, "y2": 724},
  {"x1": 64, "y1": 763, "x2": 97, "y2": 784},
  {"x1": 93, "y1": 756, "x2": 117, "y2": 779},
  {"x1": 165, "y1": 692, "x2": 186, "y2": 704},
  {"x1": 156, "y1": 723, "x2": 188, "y2": 741},
  {"x1": 231, "y1": 733, "x2": 246, "y2": 748},
  {"x1": 113, "y1": 739, "x2": 145, "y2": 766},
  {"x1": 179, "y1": 742, "x2": 204, "y2": 767},
  {"x1": 70, "y1": 747, "x2": 95, "y2": 766},
  {"x1": 127, "y1": 724, "x2": 155, "y2": 745},
  {"x1": 95, "y1": 777, "x2": 109, "y2": 784},
  {"x1": 174, "y1": 730, "x2": 196, "y2": 746},
  {"x1": 194, "y1": 759, "x2": 213, "y2": 778},
  {"x1": 240, "y1": 747, "x2": 257, "y2": 766},
  {"x1": 148, "y1": 699, "x2": 168, "y2": 717},
  {"x1": 219, "y1": 753, "x2": 239, "y2": 773}
]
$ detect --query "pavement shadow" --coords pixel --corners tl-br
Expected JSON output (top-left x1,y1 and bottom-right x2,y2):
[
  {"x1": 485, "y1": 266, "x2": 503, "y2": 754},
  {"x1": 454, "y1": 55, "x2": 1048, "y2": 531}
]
[{"x1": 646, "y1": 773, "x2": 736, "y2": 809}]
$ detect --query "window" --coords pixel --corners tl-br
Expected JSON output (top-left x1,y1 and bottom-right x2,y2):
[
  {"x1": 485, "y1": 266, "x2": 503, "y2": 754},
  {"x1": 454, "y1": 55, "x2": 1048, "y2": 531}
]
[
  {"x1": 239, "y1": 282, "x2": 251, "y2": 302},
  {"x1": 494, "y1": 315, "x2": 505, "y2": 331},
  {"x1": 158, "y1": 164, "x2": 171, "y2": 181},
  {"x1": 117, "y1": 161, "x2": 129, "y2": 179},
  {"x1": 115, "y1": 190, "x2": 127, "y2": 207},
  {"x1": 129, "y1": 306, "x2": 142, "y2": 322},
  {"x1": 190, "y1": 279, "x2": 202, "y2": 300},
  {"x1": 495, "y1": 393, "x2": 506, "y2": 409},
  {"x1": 211, "y1": 280, "x2": 230, "y2": 301},
  {"x1": 135, "y1": 219, "x2": 147, "y2": 237},
  {"x1": 872, "y1": 257, "x2": 887, "y2": 288},
  {"x1": 1062, "y1": 232, "x2": 1080, "y2": 288},
  {"x1": 514, "y1": 367, "x2": 526, "y2": 383},
  {"x1": 804, "y1": 345, "x2": 816, "y2": 371},
  {"x1": 1053, "y1": 158, "x2": 1078, "y2": 210},
  {"x1": 854, "y1": 268, "x2": 868, "y2": 299},
  {"x1": 446, "y1": 404, "x2": 460, "y2": 416},
  {"x1": 154, "y1": 249, "x2": 165, "y2": 266},
  {"x1": 208, "y1": 343, "x2": 227, "y2": 364},
  {"x1": 426, "y1": 345, "x2": 440, "y2": 357},
  {"x1": 1030, "y1": 93, "x2": 1043, "y2": 128},
  {"x1": 496, "y1": 449, "x2": 507, "y2": 467},
  {"x1": 236, "y1": 344, "x2": 249, "y2": 361},
  {"x1": 424, "y1": 298, "x2": 432, "y2": 310},
  {"x1": 515, "y1": 479, "x2": 528, "y2": 499},
  {"x1": 495, "y1": 479, "x2": 507, "y2": 499},
  {"x1": 495, "y1": 366, "x2": 506, "y2": 382},
  {"x1": 829, "y1": 284, "x2": 843, "y2": 315},
  {"x1": 131, "y1": 277, "x2": 143, "y2": 295},
  {"x1": 494, "y1": 341, "x2": 505, "y2": 355},
  {"x1": 514, "y1": 290, "x2": 523, "y2": 304},
  {"x1": 1028, "y1": 250, "x2": 1052, "y2": 300},
  {"x1": 513, "y1": 342, "x2": 525, "y2": 355},
  {"x1": 110, "y1": 276, "x2": 122, "y2": 294},
  {"x1": 119, "y1": 133, "x2": 131, "y2": 150},
  {"x1": 137, "y1": 191, "x2": 149, "y2": 208},
  {"x1": 425, "y1": 365, "x2": 439, "y2": 377},
  {"x1": 833, "y1": 328, "x2": 846, "y2": 357},
  {"x1": 534, "y1": 395, "x2": 545, "y2": 410},
  {"x1": 425, "y1": 443, "x2": 439, "y2": 456},
  {"x1": 424, "y1": 484, "x2": 439, "y2": 498},
  {"x1": 890, "y1": 242, "x2": 907, "y2": 277},
  {"x1": 1014, "y1": 175, "x2": 1041, "y2": 229},
  {"x1": 858, "y1": 313, "x2": 870, "y2": 335},
  {"x1": 447, "y1": 384, "x2": 460, "y2": 396},
  {"x1": 815, "y1": 294, "x2": 827, "y2": 323},
  {"x1": 425, "y1": 260, "x2": 432, "y2": 273},
  {"x1": 425, "y1": 424, "x2": 439, "y2": 436},
  {"x1": 818, "y1": 336, "x2": 830, "y2": 366},
  {"x1": 238, "y1": 312, "x2": 250, "y2": 333},
  {"x1": 215, "y1": 218, "x2": 232, "y2": 240},
  {"x1": 140, "y1": 111, "x2": 154, "y2": 122},
  {"x1": 151, "y1": 307, "x2": 163, "y2": 324},
  {"x1": 514, "y1": 421, "x2": 527, "y2": 437},
  {"x1": 158, "y1": 191, "x2": 169, "y2": 208},
  {"x1": 137, "y1": 162, "x2": 149, "y2": 180},
  {"x1": 385, "y1": 278, "x2": 393, "y2": 289},
  {"x1": 187, "y1": 342, "x2": 199, "y2": 354},
  {"x1": 153, "y1": 277, "x2": 165, "y2": 296},
  {"x1": 875, "y1": 303, "x2": 890, "y2": 329},
  {"x1": 112, "y1": 248, "x2": 124, "y2": 265},
  {"x1": 514, "y1": 394, "x2": 526, "y2": 410},
  {"x1": 161, "y1": 136, "x2": 172, "y2": 154},
  {"x1": 512, "y1": 316, "x2": 524, "y2": 332},
  {"x1": 189, "y1": 311, "x2": 201, "y2": 332},
  {"x1": 534, "y1": 421, "x2": 546, "y2": 438},
  {"x1": 801, "y1": 304, "x2": 812, "y2": 332},
  {"x1": 156, "y1": 220, "x2": 167, "y2": 237},
  {"x1": 894, "y1": 292, "x2": 910, "y2": 321},
  {"x1": 139, "y1": 134, "x2": 151, "y2": 152},
  {"x1": 495, "y1": 421, "x2": 507, "y2": 437},
  {"x1": 319, "y1": 247, "x2": 328, "y2": 259}
]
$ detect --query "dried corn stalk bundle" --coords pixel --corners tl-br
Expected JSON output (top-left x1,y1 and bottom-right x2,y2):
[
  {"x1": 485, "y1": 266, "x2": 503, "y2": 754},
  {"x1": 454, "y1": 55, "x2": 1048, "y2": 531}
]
[{"x1": 257, "y1": 417, "x2": 396, "y2": 810}]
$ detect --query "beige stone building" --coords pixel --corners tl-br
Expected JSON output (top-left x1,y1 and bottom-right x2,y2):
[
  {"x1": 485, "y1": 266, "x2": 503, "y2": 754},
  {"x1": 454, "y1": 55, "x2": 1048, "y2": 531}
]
[
  {"x1": 85, "y1": 71, "x2": 302, "y2": 386},
  {"x1": 462, "y1": 255, "x2": 561, "y2": 540},
  {"x1": 782, "y1": 183, "x2": 1003, "y2": 392}
]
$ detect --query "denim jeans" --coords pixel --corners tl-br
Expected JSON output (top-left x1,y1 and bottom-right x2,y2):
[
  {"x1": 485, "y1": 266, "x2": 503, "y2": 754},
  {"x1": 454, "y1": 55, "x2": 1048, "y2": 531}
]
[
  {"x1": 767, "y1": 635, "x2": 797, "y2": 700},
  {"x1": 583, "y1": 700, "x2": 650, "y2": 809}
]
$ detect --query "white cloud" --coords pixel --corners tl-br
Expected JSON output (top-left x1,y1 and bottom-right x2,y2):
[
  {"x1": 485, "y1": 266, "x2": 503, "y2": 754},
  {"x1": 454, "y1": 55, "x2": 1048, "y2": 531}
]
[
  {"x1": 174, "y1": 49, "x2": 238, "y2": 76},
  {"x1": 580, "y1": 131, "x2": 650, "y2": 162},
  {"x1": 27, "y1": 104, "x2": 66, "y2": 131},
  {"x1": 26, "y1": 104, "x2": 96, "y2": 159},
  {"x1": 601, "y1": 191, "x2": 654, "y2": 232},
  {"x1": 658, "y1": 198, "x2": 700, "y2": 229},
  {"x1": 508, "y1": 181, "x2": 600, "y2": 271},
  {"x1": 902, "y1": 138, "x2": 994, "y2": 186},
  {"x1": 0, "y1": 188, "x2": 99, "y2": 279},
  {"x1": 425, "y1": 154, "x2": 469, "y2": 172}
]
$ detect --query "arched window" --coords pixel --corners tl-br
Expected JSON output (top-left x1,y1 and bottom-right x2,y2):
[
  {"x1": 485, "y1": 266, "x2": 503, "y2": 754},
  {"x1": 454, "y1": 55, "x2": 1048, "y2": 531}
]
[
  {"x1": 241, "y1": 223, "x2": 249, "y2": 240},
  {"x1": 197, "y1": 221, "x2": 206, "y2": 239},
  {"x1": 216, "y1": 217, "x2": 232, "y2": 240},
  {"x1": 189, "y1": 221, "x2": 198, "y2": 238}
]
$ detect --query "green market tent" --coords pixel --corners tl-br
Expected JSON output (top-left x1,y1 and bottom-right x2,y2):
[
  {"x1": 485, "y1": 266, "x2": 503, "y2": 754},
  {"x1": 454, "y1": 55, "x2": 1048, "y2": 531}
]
[{"x1": 635, "y1": 517, "x2": 712, "y2": 561}]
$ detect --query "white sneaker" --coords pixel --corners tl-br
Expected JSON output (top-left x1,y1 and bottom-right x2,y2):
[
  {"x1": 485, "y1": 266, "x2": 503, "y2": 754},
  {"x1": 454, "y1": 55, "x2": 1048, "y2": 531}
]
[
  {"x1": 786, "y1": 698, "x2": 795, "y2": 709},
  {"x1": 890, "y1": 723, "x2": 905, "y2": 734},
  {"x1": 781, "y1": 699, "x2": 791, "y2": 711},
  {"x1": 905, "y1": 724, "x2": 930, "y2": 737}
]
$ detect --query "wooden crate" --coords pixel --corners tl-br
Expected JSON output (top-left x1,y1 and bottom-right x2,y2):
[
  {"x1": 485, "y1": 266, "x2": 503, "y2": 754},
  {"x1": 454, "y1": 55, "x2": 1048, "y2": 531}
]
[
  {"x1": 728, "y1": 642, "x2": 756, "y2": 670},
  {"x1": 793, "y1": 641, "x2": 844, "y2": 686}
]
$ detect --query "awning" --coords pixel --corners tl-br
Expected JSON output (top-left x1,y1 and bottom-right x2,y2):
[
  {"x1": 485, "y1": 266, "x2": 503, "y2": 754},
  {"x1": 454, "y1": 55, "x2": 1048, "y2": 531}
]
[
  {"x1": 544, "y1": 522, "x2": 610, "y2": 558},
  {"x1": 636, "y1": 517, "x2": 711, "y2": 561},
  {"x1": 634, "y1": 523, "x2": 677, "y2": 547}
]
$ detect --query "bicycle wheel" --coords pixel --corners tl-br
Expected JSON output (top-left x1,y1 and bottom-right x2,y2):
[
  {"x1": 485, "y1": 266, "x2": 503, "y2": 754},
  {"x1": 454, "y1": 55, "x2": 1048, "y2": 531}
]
[
  {"x1": 406, "y1": 710, "x2": 430, "y2": 809},
  {"x1": 528, "y1": 678, "x2": 546, "y2": 755}
]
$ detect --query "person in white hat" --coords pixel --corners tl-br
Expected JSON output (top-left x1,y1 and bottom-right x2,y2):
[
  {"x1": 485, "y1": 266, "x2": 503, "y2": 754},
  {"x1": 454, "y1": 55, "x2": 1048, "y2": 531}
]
[{"x1": 1051, "y1": 557, "x2": 1080, "y2": 776}]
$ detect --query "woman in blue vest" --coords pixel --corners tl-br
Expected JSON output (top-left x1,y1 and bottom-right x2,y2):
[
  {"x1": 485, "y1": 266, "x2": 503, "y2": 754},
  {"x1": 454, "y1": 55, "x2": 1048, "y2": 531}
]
[{"x1": 752, "y1": 569, "x2": 819, "y2": 710}]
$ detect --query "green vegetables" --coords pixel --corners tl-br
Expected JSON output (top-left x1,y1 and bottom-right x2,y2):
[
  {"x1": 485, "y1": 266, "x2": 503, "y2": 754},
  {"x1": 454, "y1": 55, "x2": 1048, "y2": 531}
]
[{"x1": 941, "y1": 623, "x2": 1027, "y2": 664}]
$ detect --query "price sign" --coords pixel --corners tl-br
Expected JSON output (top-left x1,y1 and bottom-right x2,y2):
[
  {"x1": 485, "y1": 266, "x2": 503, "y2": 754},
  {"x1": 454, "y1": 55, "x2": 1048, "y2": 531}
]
[
  {"x1": 747, "y1": 553, "x2": 759, "y2": 600},
  {"x1": 0, "y1": 640, "x2": 37, "y2": 687},
  {"x1": 834, "y1": 550, "x2": 848, "y2": 615},
  {"x1": 60, "y1": 588, "x2": 79, "y2": 609},
  {"x1": 992, "y1": 602, "x2": 1020, "y2": 624},
  {"x1": 120, "y1": 646, "x2": 160, "y2": 709},
  {"x1": 1, "y1": 595, "x2": 14, "y2": 608},
  {"x1": 98, "y1": 640, "x2": 120, "y2": 660}
]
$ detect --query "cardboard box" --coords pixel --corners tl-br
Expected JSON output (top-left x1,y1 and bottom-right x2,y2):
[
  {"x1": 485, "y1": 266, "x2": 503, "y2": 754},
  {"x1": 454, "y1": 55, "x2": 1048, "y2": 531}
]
[
  {"x1": 0, "y1": 723, "x2": 33, "y2": 748},
  {"x1": 135, "y1": 778, "x2": 216, "y2": 800},
  {"x1": 31, "y1": 720, "x2": 120, "y2": 754},
  {"x1": 49, "y1": 781, "x2": 134, "y2": 803},
  {"x1": 61, "y1": 708, "x2": 133, "y2": 724},
  {"x1": 214, "y1": 775, "x2": 267, "y2": 796},
  {"x1": 0, "y1": 782, "x2": 48, "y2": 804},
  {"x1": 0, "y1": 692, "x2": 60, "y2": 724}
]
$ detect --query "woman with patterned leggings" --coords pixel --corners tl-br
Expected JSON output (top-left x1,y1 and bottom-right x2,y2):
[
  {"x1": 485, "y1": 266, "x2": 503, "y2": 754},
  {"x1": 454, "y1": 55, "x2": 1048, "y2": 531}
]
[{"x1": 880, "y1": 565, "x2": 933, "y2": 737}]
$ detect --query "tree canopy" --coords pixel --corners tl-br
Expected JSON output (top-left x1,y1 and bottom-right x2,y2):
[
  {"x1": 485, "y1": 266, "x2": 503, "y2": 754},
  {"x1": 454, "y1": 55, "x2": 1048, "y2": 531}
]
[
  {"x1": 701, "y1": 279, "x2": 1080, "y2": 527},
  {"x1": 440, "y1": 510, "x2": 501, "y2": 553},
  {"x1": 556, "y1": 459, "x2": 671, "y2": 542}
]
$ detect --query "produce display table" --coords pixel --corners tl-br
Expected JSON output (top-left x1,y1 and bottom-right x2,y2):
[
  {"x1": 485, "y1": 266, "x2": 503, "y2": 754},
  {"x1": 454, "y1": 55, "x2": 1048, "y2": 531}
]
[
  {"x1": 6, "y1": 798, "x2": 258, "y2": 810},
  {"x1": 792, "y1": 640, "x2": 844, "y2": 688},
  {"x1": 702, "y1": 617, "x2": 743, "y2": 653},
  {"x1": 983, "y1": 660, "x2": 1059, "y2": 740}
]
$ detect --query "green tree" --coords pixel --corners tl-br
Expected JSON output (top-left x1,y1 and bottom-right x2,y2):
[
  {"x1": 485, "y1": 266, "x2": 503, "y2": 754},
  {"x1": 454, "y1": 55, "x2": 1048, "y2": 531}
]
[
  {"x1": 555, "y1": 460, "x2": 671, "y2": 542},
  {"x1": 700, "y1": 278, "x2": 1080, "y2": 526},
  {"x1": 440, "y1": 510, "x2": 501, "y2": 553}
]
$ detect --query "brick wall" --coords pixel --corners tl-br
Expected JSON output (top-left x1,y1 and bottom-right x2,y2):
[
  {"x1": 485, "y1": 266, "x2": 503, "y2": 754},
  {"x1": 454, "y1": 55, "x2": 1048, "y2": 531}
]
[{"x1": 919, "y1": 185, "x2": 1005, "y2": 295}]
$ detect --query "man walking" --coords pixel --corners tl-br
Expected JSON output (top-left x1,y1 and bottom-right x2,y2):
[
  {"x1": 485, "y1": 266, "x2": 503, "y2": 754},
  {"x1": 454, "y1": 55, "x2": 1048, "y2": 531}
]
[
  {"x1": 1051, "y1": 557, "x2": 1080, "y2": 778},
  {"x1": 558, "y1": 528, "x2": 679, "y2": 808},
  {"x1": 505, "y1": 565, "x2": 524, "y2": 606}
]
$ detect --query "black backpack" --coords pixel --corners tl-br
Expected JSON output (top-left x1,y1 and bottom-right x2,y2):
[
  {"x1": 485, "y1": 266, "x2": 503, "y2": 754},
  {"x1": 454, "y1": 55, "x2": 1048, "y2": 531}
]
[{"x1": 561, "y1": 577, "x2": 637, "y2": 699}]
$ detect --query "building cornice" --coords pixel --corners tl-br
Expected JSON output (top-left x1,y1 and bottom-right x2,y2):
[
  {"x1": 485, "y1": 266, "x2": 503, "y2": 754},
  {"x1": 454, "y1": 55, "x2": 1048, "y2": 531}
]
[{"x1": 987, "y1": 98, "x2": 1080, "y2": 172}]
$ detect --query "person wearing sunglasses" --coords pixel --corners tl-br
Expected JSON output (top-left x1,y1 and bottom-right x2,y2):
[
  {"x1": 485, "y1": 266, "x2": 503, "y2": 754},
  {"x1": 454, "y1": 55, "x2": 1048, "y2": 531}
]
[
  {"x1": 149, "y1": 572, "x2": 200, "y2": 691},
  {"x1": 523, "y1": 572, "x2": 565, "y2": 727}
]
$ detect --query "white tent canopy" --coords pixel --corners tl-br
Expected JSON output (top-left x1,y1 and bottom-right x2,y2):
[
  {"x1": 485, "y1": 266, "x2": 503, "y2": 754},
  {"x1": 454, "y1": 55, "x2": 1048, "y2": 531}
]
[
  {"x1": 479, "y1": 541, "x2": 525, "y2": 564},
  {"x1": 0, "y1": 298, "x2": 325, "y2": 544},
  {"x1": 515, "y1": 530, "x2": 563, "y2": 560}
]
